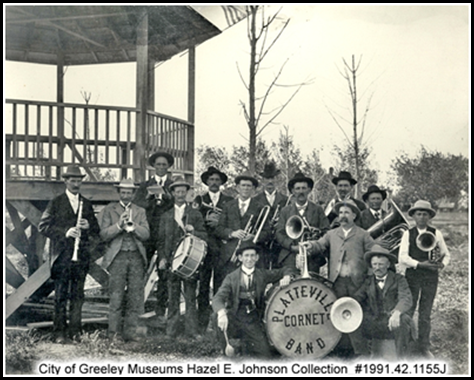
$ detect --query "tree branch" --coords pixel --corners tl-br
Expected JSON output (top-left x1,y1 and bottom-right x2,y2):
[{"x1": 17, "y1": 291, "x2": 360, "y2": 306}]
[
  {"x1": 236, "y1": 62, "x2": 249, "y2": 90},
  {"x1": 324, "y1": 104, "x2": 354, "y2": 147}
]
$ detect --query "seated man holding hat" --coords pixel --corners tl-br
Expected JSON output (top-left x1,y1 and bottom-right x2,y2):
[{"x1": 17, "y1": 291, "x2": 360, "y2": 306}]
[
  {"x1": 353, "y1": 245, "x2": 414, "y2": 359},
  {"x1": 212, "y1": 244, "x2": 292, "y2": 358},
  {"x1": 398, "y1": 200, "x2": 450, "y2": 358}
]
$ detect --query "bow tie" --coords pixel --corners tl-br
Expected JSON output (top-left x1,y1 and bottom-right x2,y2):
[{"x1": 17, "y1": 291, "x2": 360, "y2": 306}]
[
  {"x1": 375, "y1": 278, "x2": 385, "y2": 284},
  {"x1": 296, "y1": 205, "x2": 307, "y2": 212}
]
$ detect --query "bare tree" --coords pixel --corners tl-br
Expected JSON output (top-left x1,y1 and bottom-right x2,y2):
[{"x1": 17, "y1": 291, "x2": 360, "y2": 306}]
[
  {"x1": 238, "y1": 6, "x2": 311, "y2": 175},
  {"x1": 325, "y1": 54, "x2": 377, "y2": 197}
]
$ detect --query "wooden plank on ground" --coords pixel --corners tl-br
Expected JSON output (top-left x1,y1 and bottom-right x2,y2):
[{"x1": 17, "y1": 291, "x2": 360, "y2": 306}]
[
  {"x1": 6, "y1": 262, "x2": 50, "y2": 319},
  {"x1": 6, "y1": 326, "x2": 31, "y2": 332},
  {"x1": 6, "y1": 256, "x2": 26, "y2": 288}
]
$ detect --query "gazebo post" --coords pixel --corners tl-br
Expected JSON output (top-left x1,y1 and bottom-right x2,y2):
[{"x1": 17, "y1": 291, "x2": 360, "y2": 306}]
[
  {"x1": 187, "y1": 46, "x2": 196, "y2": 185},
  {"x1": 56, "y1": 52, "x2": 65, "y2": 179}
]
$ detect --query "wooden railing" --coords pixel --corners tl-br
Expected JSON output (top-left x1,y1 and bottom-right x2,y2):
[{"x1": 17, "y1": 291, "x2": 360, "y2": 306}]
[{"x1": 5, "y1": 99, "x2": 194, "y2": 182}]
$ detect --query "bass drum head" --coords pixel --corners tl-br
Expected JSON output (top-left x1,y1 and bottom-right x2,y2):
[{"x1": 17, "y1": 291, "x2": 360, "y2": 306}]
[
  {"x1": 171, "y1": 237, "x2": 189, "y2": 273},
  {"x1": 265, "y1": 277, "x2": 341, "y2": 359}
]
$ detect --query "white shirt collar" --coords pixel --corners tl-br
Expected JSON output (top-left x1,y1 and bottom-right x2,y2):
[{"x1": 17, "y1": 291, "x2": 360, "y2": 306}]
[
  {"x1": 417, "y1": 227, "x2": 428, "y2": 234},
  {"x1": 209, "y1": 191, "x2": 220, "y2": 202},
  {"x1": 371, "y1": 208, "x2": 382, "y2": 217},
  {"x1": 120, "y1": 201, "x2": 131, "y2": 209},
  {"x1": 241, "y1": 266, "x2": 255, "y2": 276},
  {"x1": 239, "y1": 198, "x2": 250, "y2": 207},
  {"x1": 265, "y1": 190, "x2": 276, "y2": 197},
  {"x1": 375, "y1": 273, "x2": 388, "y2": 281},
  {"x1": 66, "y1": 189, "x2": 79, "y2": 201},
  {"x1": 175, "y1": 203, "x2": 186, "y2": 211},
  {"x1": 155, "y1": 174, "x2": 167, "y2": 184},
  {"x1": 342, "y1": 227, "x2": 353, "y2": 237}
]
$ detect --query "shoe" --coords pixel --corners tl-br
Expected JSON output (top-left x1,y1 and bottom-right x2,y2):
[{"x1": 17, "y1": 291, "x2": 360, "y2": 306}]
[
  {"x1": 124, "y1": 336, "x2": 142, "y2": 343},
  {"x1": 71, "y1": 334, "x2": 82, "y2": 344}
]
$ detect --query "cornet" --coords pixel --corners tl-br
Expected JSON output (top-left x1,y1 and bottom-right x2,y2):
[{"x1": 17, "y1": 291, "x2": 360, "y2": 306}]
[{"x1": 123, "y1": 205, "x2": 136, "y2": 233}]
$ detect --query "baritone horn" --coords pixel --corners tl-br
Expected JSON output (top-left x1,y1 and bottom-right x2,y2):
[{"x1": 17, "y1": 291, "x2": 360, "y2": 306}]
[
  {"x1": 416, "y1": 231, "x2": 444, "y2": 262},
  {"x1": 285, "y1": 214, "x2": 322, "y2": 242},
  {"x1": 191, "y1": 194, "x2": 222, "y2": 219}
]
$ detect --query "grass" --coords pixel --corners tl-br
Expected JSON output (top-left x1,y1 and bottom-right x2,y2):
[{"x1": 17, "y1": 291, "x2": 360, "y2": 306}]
[{"x1": 5, "y1": 216, "x2": 470, "y2": 375}]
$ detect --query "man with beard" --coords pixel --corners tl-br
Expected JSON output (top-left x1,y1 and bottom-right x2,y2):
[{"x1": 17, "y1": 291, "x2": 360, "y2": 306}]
[
  {"x1": 275, "y1": 172, "x2": 329, "y2": 274},
  {"x1": 324, "y1": 171, "x2": 366, "y2": 226},
  {"x1": 302, "y1": 199, "x2": 375, "y2": 357},
  {"x1": 196, "y1": 166, "x2": 233, "y2": 333},
  {"x1": 254, "y1": 162, "x2": 288, "y2": 269}
]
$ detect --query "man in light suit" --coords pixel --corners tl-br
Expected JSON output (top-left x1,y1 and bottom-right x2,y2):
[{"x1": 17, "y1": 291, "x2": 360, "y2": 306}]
[
  {"x1": 134, "y1": 151, "x2": 174, "y2": 319},
  {"x1": 303, "y1": 199, "x2": 375, "y2": 357},
  {"x1": 157, "y1": 178, "x2": 207, "y2": 339},
  {"x1": 254, "y1": 162, "x2": 289, "y2": 269},
  {"x1": 359, "y1": 185, "x2": 388, "y2": 230},
  {"x1": 215, "y1": 173, "x2": 270, "y2": 292},
  {"x1": 100, "y1": 178, "x2": 150, "y2": 342},
  {"x1": 353, "y1": 245, "x2": 414, "y2": 359},
  {"x1": 196, "y1": 167, "x2": 233, "y2": 333},
  {"x1": 38, "y1": 165, "x2": 100, "y2": 343},
  {"x1": 275, "y1": 172, "x2": 329, "y2": 273}
]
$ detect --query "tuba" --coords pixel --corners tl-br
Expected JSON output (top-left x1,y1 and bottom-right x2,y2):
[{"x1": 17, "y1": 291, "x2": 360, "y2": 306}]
[{"x1": 367, "y1": 199, "x2": 409, "y2": 254}]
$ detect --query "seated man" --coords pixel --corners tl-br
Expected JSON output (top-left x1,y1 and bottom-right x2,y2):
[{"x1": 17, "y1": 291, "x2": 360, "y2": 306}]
[
  {"x1": 353, "y1": 245, "x2": 414, "y2": 359},
  {"x1": 212, "y1": 244, "x2": 292, "y2": 358}
]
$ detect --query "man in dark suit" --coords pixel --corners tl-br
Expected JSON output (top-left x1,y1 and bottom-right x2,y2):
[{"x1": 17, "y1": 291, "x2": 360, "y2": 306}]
[
  {"x1": 275, "y1": 172, "x2": 329, "y2": 273},
  {"x1": 99, "y1": 178, "x2": 150, "y2": 342},
  {"x1": 359, "y1": 185, "x2": 388, "y2": 230},
  {"x1": 157, "y1": 178, "x2": 207, "y2": 339},
  {"x1": 254, "y1": 162, "x2": 289, "y2": 269},
  {"x1": 353, "y1": 245, "x2": 414, "y2": 359},
  {"x1": 196, "y1": 167, "x2": 233, "y2": 333},
  {"x1": 212, "y1": 244, "x2": 292, "y2": 357},
  {"x1": 215, "y1": 173, "x2": 270, "y2": 293},
  {"x1": 38, "y1": 165, "x2": 100, "y2": 343},
  {"x1": 134, "y1": 151, "x2": 174, "y2": 319},
  {"x1": 324, "y1": 171, "x2": 366, "y2": 226}
]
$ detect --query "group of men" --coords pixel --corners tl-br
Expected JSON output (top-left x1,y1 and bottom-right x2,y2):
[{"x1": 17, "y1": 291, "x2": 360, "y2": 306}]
[{"x1": 38, "y1": 152, "x2": 450, "y2": 361}]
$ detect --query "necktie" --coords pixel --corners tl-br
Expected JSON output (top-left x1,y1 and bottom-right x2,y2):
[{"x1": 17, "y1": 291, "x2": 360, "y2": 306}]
[
  {"x1": 240, "y1": 203, "x2": 246, "y2": 217},
  {"x1": 158, "y1": 178, "x2": 163, "y2": 186},
  {"x1": 247, "y1": 273, "x2": 252, "y2": 290},
  {"x1": 375, "y1": 278, "x2": 384, "y2": 284},
  {"x1": 297, "y1": 205, "x2": 306, "y2": 215},
  {"x1": 374, "y1": 211, "x2": 380, "y2": 220}
]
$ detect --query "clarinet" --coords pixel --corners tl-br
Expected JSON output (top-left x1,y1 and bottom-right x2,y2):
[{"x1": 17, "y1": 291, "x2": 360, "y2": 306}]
[{"x1": 72, "y1": 200, "x2": 83, "y2": 262}]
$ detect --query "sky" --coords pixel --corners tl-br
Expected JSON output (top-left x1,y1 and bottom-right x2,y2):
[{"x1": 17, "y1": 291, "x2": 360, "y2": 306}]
[{"x1": 4, "y1": 5, "x2": 470, "y2": 185}]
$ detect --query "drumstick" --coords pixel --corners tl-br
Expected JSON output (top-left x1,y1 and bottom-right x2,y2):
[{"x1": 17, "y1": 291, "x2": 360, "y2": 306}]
[{"x1": 223, "y1": 329, "x2": 235, "y2": 357}]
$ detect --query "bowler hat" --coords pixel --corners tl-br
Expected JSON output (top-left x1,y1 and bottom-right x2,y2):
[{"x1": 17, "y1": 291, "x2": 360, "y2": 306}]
[
  {"x1": 332, "y1": 171, "x2": 357, "y2": 186},
  {"x1": 62, "y1": 165, "x2": 86, "y2": 178},
  {"x1": 364, "y1": 244, "x2": 398, "y2": 264},
  {"x1": 408, "y1": 200, "x2": 436, "y2": 218},
  {"x1": 287, "y1": 172, "x2": 314, "y2": 191},
  {"x1": 260, "y1": 162, "x2": 281, "y2": 179},
  {"x1": 201, "y1": 166, "x2": 228, "y2": 186},
  {"x1": 362, "y1": 185, "x2": 387, "y2": 203},
  {"x1": 334, "y1": 199, "x2": 361, "y2": 220},
  {"x1": 235, "y1": 172, "x2": 259, "y2": 188},
  {"x1": 148, "y1": 151, "x2": 174, "y2": 167},
  {"x1": 236, "y1": 243, "x2": 261, "y2": 257},
  {"x1": 114, "y1": 178, "x2": 138, "y2": 189}
]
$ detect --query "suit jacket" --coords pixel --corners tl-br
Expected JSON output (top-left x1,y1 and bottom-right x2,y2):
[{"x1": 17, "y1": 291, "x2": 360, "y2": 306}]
[
  {"x1": 99, "y1": 202, "x2": 150, "y2": 269},
  {"x1": 133, "y1": 174, "x2": 174, "y2": 247},
  {"x1": 253, "y1": 191, "x2": 288, "y2": 216},
  {"x1": 359, "y1": 208, "x2": 388, "y2": 230},
  {"x1": 200, "y1": 192, "x2": 233, "y2": 253},
  {"x1": 276, "y1": 201, "x2": 330, "y2": 264},
  {"x1": 310, "y1": 225, "x2": 375, "y2": 289},
  {"x1": 212, "y1": 266, "x2": 291, "y2": 319},
  {"x1": 353, "y1": 271, "x2": 412, "y2": 317},
  {"x1": 38, "y1": 193, "x2": 100, "y2": 276},
  {"x1": 325, "y1": 196, "x2": 367, "y2": 226},
  {"x1": 215, "y1": 198, "x2": 271, "y2": 264},
  {"x1": 157, "y1": 204, "x2": 208, "y2": 263}
]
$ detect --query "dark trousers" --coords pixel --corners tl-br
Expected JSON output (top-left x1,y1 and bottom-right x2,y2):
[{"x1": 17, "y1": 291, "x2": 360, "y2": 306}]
[
  {"x1": 405, "y1": 268, "x2": 439, "y2": 350},
  {"x1": 52, "y1": 261, "x2": 87, "y2": 338},
  {"x1": 147, "y1": 243, "x2": 168, "y2": 317},
  {"x1": 333, "y1": 276, "x2": 370, "y2": 356},
  {"x1": 215, "y1": 304, "x2": 272, "y2": 358},
  {"x1": 108, "y1": 250, "x2": 145, "y2": 339},
  {"x1": 167, "y1": 273, "x2": 198, "y2": 337},
  {"x1": 361, "y1": 313, "x2": 412, "y2": 358},
  {"x1": 197, "y1": 249, "x2": 215, "y2": 332}
]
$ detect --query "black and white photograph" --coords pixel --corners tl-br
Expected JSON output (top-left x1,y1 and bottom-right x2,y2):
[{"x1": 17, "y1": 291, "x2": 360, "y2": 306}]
[{"x1": 4, "y1": 4, "x2": 470, "y2": 376}]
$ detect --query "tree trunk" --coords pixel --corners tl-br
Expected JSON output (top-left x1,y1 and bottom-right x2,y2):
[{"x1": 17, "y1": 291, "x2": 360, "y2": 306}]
[
  {"x1": 248, "y1": 6, "x2": 257, "y2": 176},
  {"x1": 350, "y1": 55, "x2": 361, "y2": 198}
]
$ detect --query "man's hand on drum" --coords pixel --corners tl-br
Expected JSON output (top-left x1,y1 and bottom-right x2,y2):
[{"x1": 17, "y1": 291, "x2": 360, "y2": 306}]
[
  {"x1": 279, "y1": 275, "x2": 291, "y2": 287},
  {"x1": 217, "y1": 311, "x2": 228, "y2": 331},
  {"x1": 184, "y1": 224, "x2": 194, "y2": 234},
  {"x1": 158, "y1": 258, "x2": 168, "y2": 270}
]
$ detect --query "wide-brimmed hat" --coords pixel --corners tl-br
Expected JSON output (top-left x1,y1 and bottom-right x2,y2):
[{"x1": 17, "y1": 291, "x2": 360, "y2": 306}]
[
  {"x1": 332, "y1": 171, "x2": 357, "y2": 186},
  {"x1": 408, "y1": 200, "x2": 436, "y2": 218},
  {"x1": 287, "y1": 172, "x2": 314, "y2": 191},
  {"x1": 260, "y1": 162, "x2": 281, "y2": 179},
  {"x1": 114, "y1": 178, "x2": 138, "y2": 189},
  {"x1": 169, "y1": 177, "x2": 191, "y2": 191},
  {"x1": 364, "y1": 244, "x2": 398, "y2": 264},
  {"x1": 148, "y1": 151, "x2": 174, "y2": 167},
  {"x1": 235, "y1": 172, "x2": 259, "y2": 188},
  {"x1": 62, "y1": 165, "x2": 86, "y2": 178},
  {"x1": 236, "y1": 243, "x2": 261, "y2": 257},
  {"x1": 334, "y1": 199, "x2": 361, "y2": 220},
  {"x1": 362, "y1": 185, "x2": 387, "y2": 202},
  {"x1": 201, "y1": 166, "x2": 228, "y2": 186}
]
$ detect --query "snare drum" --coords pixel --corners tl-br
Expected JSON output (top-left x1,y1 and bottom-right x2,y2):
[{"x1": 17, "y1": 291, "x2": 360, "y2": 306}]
[
  {"x1": 265, "y1": 277, "x2": 341, "y2": 359},
  {"x1": 171, "y1": 235, "x2": 207, "y2": 279}
]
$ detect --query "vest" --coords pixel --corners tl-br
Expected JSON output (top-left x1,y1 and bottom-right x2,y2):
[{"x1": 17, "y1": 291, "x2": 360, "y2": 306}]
[
  {"x1": 408, "y1": 226, "x2": 436, "y2": 262},
  {"x1": 374, "y1": 282, "x2": 385, "y2": 318}
]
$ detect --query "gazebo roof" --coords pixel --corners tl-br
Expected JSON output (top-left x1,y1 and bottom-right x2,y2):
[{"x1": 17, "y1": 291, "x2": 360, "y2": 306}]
[{"x1": 5, "y1": 5, "x2": 222, "y2": 65}]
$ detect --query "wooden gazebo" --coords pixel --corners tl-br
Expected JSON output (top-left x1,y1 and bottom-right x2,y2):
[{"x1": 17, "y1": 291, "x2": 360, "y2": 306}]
[{"x1": 5, "y1": 5, "x2": 244, "y2": 321}]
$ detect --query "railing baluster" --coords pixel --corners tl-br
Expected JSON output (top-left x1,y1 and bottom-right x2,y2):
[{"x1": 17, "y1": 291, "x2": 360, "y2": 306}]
[
  {"x1": 116, "y1": 110, "x2": 121, "y2": 166},
  {"x1": 105, "y1": 109, "x2": 110, "y2": 165},
  {"x1": 24, "y1": 104, "x2": 29, "y2": 175},
  {"x1": 83, "y1": 107, "x2": 88, "y2": 165},
  {"x1": 48, "y1": 105, "x2": 53, "y2": 180},
  {"x1": 37, "y1": 105, "x2": 41, "y2": 176},
  {"x1": 12, "y1": 103, "x2": 18, "y2": 176},
  {"x1": 72, "y1": 107, "x2": 76, "y2": 164},
  {"x1": 94, "y1": 109, "x2": 99, "y2": 165}
]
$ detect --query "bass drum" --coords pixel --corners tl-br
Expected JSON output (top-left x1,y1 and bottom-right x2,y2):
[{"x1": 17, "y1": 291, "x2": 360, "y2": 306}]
[
  {"x1": 265, "y1": 277, "x2": 341, "y2": 359},
  {"x1": 171, "y1": 235, "x2": 207, "y2": 279}
]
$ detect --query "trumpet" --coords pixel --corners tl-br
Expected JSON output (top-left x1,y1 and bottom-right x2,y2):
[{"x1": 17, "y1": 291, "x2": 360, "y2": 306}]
[
  {"x1": 72, "y1": 200, "x2": 83, "y2": 262},
  {"x1": 123, "y1": 205, "x2": 136, "y2": 233}
]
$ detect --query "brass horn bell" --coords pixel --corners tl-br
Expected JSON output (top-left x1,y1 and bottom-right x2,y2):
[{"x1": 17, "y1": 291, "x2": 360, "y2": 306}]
[
  {"x1": 416, "y1": 231, "x2": 437, "y2": 252},
  {"x1": 330, "y1": 297, "x2": 363, "y2": 334}
]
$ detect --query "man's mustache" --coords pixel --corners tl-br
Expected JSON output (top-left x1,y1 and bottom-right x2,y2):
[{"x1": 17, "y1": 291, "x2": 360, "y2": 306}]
[{"x1": 339, "y1": 217, "x2": 349, "y2": 223}]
